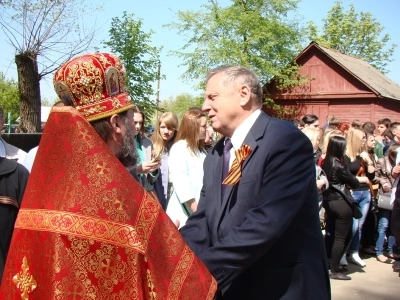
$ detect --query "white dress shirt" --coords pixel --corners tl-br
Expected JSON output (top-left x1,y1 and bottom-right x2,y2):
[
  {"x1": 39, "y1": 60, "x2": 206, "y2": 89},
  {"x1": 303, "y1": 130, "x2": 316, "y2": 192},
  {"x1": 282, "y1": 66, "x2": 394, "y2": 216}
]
[{"x1": 227, "y1": 109, "x2": 261, "y2": 167}]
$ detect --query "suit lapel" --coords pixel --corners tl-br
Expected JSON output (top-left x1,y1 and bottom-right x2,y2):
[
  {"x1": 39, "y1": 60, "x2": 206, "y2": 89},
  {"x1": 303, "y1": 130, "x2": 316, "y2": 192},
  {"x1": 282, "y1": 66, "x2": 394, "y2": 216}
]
[
  {"x1": 241, "y1": 133, "x2": 258, "y2": 171},
  {"x1": 217, "y1": 113, "x2": 270, "y2": 225},
  {"x1": 208, "y1": 140, "x2": 224, "y2": 228}
]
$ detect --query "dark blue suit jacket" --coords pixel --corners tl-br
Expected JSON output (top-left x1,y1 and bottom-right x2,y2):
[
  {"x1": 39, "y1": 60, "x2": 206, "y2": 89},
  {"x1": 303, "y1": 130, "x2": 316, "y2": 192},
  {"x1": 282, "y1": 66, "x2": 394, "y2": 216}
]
[{"x1": 180, "y1": 112, "x2": 331, "y2": 299}]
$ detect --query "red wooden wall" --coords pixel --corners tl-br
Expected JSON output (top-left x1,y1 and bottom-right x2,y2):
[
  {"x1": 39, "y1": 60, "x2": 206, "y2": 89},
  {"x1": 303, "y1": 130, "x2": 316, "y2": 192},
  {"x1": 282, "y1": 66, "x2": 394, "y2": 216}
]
[
  {"x1": 294, "y1": 49, "x2": 373, "y2": 96},
  {"x1": 273, "y1": 98, "x2": 400, "y2": 124},
  {"x1": 267, "y1": 45, "x2": 400, "y2": 124}
]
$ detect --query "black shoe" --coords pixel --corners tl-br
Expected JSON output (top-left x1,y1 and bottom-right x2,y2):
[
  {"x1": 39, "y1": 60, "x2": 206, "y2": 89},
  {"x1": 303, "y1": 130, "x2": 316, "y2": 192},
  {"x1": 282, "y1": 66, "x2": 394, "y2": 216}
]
[
  {"x1": 328, "y1": 264, "x2": 348, "y2": 272},
  {"x1": 330, "y1": 271, "x2": 351, "y2": 280},
  {"x1": 339, "y1": 264, "x2": 348, "y2": 272}
]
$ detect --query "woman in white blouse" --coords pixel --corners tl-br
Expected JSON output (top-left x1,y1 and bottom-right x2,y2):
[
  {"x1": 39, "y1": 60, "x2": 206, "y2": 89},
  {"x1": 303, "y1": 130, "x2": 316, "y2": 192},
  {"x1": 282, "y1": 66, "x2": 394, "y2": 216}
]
[{"x1": 166, "y1": 108, "x2": 207, "y2": 228}]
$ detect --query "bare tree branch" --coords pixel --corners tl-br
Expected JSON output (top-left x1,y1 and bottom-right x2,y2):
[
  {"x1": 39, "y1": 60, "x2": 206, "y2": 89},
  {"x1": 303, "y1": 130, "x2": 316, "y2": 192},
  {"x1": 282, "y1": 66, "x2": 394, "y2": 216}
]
[
  {"x1": 0, "y1": 0, "x2": 102, "y2": 132},
  {"x1": 0, "y1": 21, "x2": 22, "y2": 50}
]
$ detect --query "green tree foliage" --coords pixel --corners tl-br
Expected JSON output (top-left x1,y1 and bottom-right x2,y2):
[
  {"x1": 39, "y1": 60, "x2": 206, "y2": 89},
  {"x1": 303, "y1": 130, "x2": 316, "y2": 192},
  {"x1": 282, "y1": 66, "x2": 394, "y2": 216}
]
[
  {"x1": 159, "y1": 93, "x2": 203, "y2": 121},
  {"x1": 306, "y1": 0, "x2": 396, "y2": 73},
  {"x1": 104, "y1": 12, "x2": 163, "y2": 118},
  {"x1": 165, "y1": 0, "x2": 305, "y2": 90},
  {"x1": 0, "y1": 73, "x2": 20, "y2": 124}
]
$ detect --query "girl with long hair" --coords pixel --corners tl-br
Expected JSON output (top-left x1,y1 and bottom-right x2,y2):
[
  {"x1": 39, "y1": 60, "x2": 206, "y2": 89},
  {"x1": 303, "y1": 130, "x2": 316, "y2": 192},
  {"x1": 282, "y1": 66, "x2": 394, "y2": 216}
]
[
  {"x1": 375, "y1": 144, "x2": 400, "y2": 263},
  {"x1": 360, "y1": 132, "x2": 379, "y2": 255},
  {"x1": 322, "y1": 136, "x2": 360, "y2": 280},
  {"x1": 151, "y1": 112, "x2": 179, "y2": 202},
  {"x1": 166, "y1": 108, "x2": 207, "y2": 228},
  {"x1": 343, "y1": 128, "x2": 375, "y2": 268}
]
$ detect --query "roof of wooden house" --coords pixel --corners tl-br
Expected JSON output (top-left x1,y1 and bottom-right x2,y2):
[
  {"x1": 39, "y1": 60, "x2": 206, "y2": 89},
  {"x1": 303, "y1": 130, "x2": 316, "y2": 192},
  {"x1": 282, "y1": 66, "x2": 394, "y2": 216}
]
[{"x1": 297, "y1": 42, "x2": 400, "y2": 101}]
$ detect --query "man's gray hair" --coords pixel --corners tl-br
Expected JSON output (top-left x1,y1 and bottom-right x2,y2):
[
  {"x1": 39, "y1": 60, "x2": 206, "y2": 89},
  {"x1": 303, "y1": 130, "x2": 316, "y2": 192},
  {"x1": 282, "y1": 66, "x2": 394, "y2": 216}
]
[{"x1": 206, "y1": 66, "x2": 263, "y2": 104}]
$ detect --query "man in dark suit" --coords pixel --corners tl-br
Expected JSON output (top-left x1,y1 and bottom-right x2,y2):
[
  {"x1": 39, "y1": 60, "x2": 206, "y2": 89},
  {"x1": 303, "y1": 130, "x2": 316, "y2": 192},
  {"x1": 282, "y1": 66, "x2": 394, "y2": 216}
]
[{"x1": 180, "y1": 66, "x2": 331, "y2": 299}]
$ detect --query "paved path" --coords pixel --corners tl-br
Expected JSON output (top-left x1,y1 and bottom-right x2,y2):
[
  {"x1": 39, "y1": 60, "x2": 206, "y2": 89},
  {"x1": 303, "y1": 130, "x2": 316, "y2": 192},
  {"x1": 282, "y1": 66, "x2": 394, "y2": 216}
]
[{"x1": 331, "y1": 255, "x2": 399, "y2": 299}]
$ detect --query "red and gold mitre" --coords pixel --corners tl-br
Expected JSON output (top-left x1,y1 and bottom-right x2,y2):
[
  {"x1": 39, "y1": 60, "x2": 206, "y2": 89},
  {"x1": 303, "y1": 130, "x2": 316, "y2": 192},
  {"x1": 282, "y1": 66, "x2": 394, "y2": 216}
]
[
  {"x1": 53, "y1": 52, "x2": 135, "y2": 122},
  {"x1": 0, "y1": 106, "x2": 216, "y2": 299}
]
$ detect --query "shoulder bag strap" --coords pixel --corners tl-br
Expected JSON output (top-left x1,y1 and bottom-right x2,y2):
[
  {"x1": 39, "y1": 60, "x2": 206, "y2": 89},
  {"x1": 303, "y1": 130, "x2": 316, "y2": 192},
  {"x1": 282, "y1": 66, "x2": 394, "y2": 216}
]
[
  {"x1": 384, "y1": 157, "x2": 394, "y2": 188},
  {"x1": 169, "y1": 184, "x2": 190, "y2": 217}
]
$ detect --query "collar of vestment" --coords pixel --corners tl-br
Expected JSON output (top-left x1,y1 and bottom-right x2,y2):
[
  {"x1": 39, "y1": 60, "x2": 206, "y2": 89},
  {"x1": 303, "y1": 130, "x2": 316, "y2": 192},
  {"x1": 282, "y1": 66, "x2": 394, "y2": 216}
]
[{"x1": 0, "y1": 157, "x2": 18, "y2": 175}]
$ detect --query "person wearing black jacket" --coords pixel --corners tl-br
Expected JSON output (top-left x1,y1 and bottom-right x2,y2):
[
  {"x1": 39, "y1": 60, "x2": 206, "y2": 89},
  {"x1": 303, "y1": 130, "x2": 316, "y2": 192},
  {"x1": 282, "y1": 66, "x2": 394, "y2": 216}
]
[
  {"x1": 322, "y1": 136, "x2": 360, "y2": 280},
  {"x1": 0, "y1": 157, "x2": 29, "y2": 283}
]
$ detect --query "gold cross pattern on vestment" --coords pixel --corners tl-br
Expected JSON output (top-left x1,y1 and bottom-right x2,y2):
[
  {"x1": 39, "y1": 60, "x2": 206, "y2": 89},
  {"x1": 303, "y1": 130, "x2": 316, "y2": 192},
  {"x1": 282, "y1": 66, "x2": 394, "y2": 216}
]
[{"x1": 13, "y1": 256, "x2": 37, "y2": 300}]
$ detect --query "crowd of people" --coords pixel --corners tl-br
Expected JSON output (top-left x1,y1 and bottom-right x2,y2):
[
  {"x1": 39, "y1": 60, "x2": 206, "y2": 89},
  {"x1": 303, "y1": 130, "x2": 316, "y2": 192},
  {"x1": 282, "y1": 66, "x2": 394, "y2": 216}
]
[
  {"x1": 291, "y1": 114, "x2": 400, "y2": 281},
  {"x1": 0, "y1": 51, "x2": 398, "y2": 298}
]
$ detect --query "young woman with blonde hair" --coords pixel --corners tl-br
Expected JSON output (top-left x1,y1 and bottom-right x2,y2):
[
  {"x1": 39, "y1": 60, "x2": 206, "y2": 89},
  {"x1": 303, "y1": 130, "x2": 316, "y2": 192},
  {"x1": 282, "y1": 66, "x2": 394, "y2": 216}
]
[
  {"x1": 152, "y1": 112, "x2": 179, "y2": 157},
  {"x1": 343, "y1": 128, "x2": 375, "y2": 268},
  {"x1": 166, "y1": 108, "x2": 207, "y2": 228},
  {"x1": 151, "y1": 112, "x2": 179, "y2": 203}
]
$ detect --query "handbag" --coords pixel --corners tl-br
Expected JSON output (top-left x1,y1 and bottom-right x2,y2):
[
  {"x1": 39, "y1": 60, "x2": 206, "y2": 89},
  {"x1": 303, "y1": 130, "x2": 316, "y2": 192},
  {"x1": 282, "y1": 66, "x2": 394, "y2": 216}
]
[
  {"x1": 168, "y1": 184, "x2": 191, "y2": 217},
  {"x1": 377, "y1": 193, "x2": 393, "y2": 211},
  {"x1": 330, "y1": 184, "x2": 363, "y2": 219},
  {"x1": 376, "y1": 157, "x2": 394, "y2": 211}
]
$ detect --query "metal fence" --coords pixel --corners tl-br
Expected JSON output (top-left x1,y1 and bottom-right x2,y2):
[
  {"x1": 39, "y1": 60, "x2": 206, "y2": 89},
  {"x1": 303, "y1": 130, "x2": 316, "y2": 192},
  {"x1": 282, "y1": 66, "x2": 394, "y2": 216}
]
[{"x1": 3, "y1": 112, "x2": 19, "y2": 133}]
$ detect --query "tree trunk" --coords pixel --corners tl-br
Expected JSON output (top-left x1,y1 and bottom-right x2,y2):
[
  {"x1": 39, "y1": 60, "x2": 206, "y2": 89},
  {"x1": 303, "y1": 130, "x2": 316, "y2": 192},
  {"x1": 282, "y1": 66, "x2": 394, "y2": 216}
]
[{"x1": 15, "y1": 52, "x2": 41, "y2": 133}]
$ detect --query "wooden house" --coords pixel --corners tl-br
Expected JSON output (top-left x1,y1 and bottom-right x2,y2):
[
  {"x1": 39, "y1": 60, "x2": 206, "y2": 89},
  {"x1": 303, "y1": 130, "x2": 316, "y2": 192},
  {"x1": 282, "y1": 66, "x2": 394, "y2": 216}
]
[{"x1": 264, "y1": 42, "x2": 400, "y2": 124}]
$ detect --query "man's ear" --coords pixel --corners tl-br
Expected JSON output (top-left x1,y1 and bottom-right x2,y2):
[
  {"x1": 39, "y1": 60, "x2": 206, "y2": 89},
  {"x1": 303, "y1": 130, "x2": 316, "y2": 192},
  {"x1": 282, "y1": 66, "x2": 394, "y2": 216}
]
[
  {"x1": 239, "y1": 85, "x2": 252, "y2": 107},
  {"x1": 109, "y1": 114, "x2": 124, "y2": 134}
]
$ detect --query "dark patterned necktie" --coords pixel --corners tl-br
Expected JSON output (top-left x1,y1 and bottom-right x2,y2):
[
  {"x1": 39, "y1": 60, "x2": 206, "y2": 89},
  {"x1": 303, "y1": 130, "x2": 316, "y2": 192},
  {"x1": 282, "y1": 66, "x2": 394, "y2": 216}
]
[{"x1": 221, "y1": 138, "x2": 233, "y2": 201}]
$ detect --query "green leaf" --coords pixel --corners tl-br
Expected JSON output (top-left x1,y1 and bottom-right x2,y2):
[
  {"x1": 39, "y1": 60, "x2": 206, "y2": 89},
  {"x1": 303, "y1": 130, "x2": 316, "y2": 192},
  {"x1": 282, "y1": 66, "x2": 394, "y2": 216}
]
[
  {"x1": 103, "y1": 12, "x2": 163, "y2": 119},
  {"x1": 306, "y1": 0, "x2": 396, "y2": 73}
]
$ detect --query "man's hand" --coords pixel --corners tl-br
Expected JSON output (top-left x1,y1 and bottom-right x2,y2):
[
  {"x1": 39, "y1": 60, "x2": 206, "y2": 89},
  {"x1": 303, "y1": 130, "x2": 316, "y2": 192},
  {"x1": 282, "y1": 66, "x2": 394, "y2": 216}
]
[{"x1": 137, "y1": 161, "x2": 161, "y2": 174}]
